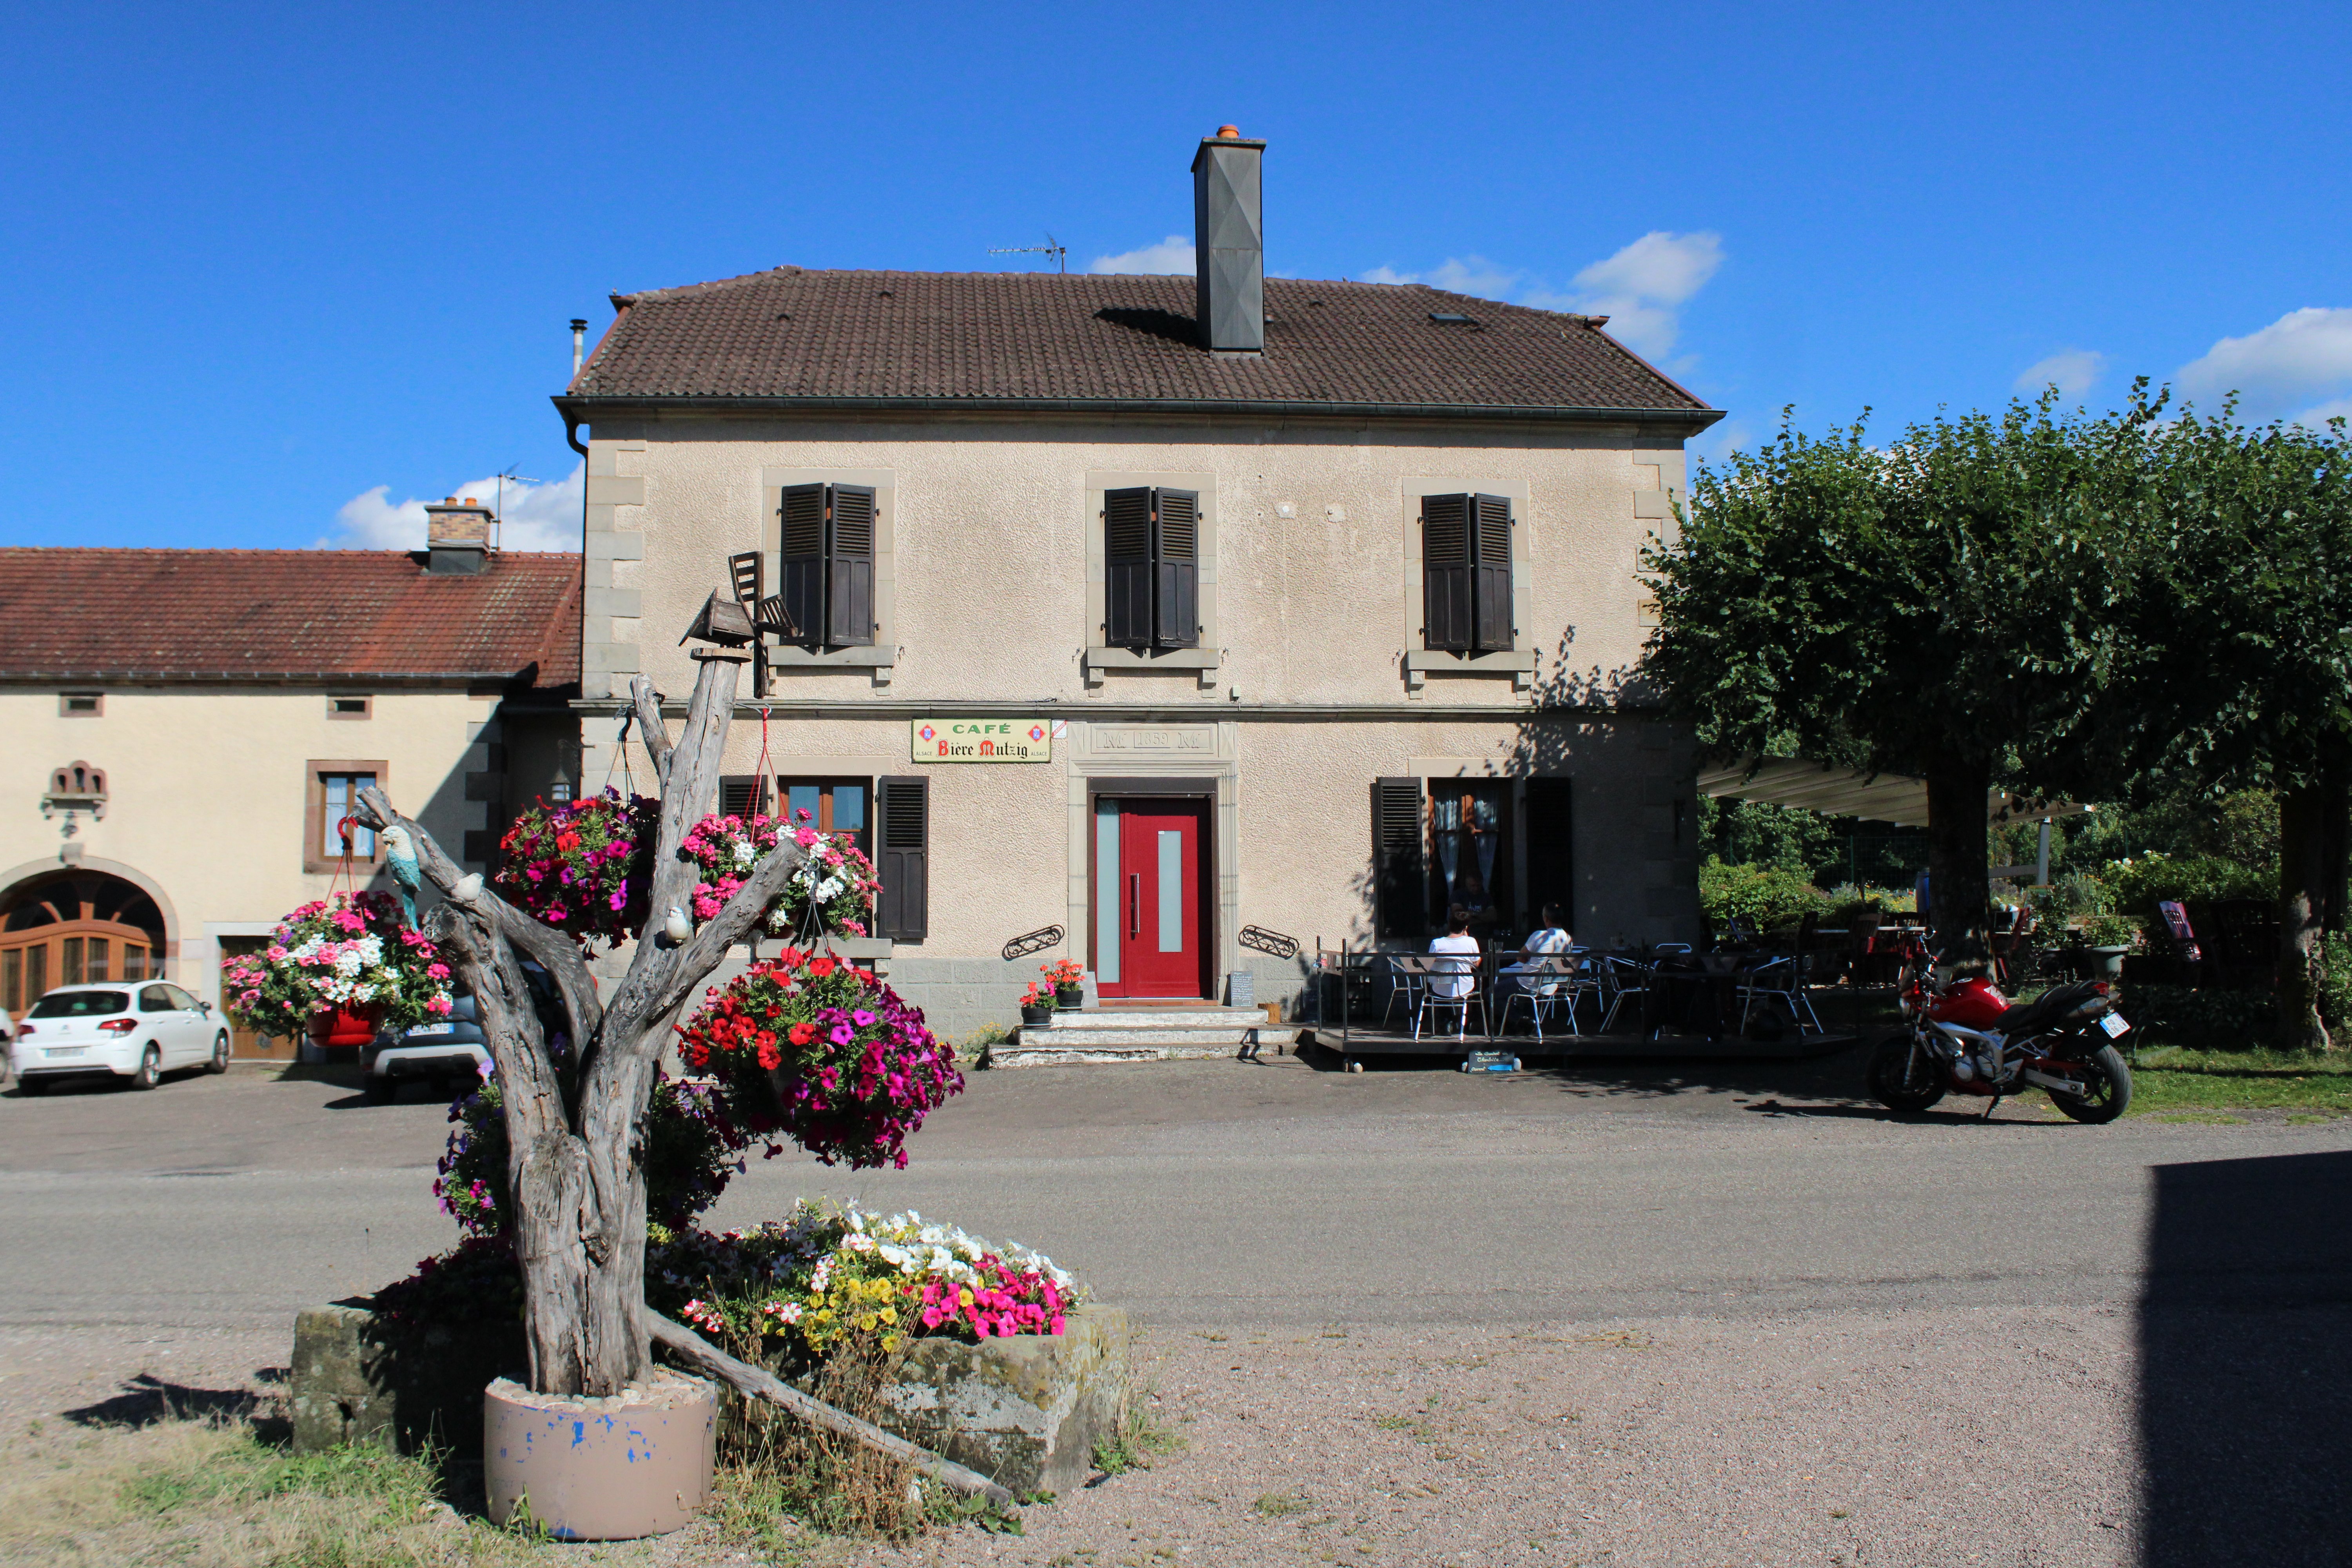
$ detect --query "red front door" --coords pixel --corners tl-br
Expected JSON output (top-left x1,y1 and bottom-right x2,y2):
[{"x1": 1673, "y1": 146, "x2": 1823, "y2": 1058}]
[{"x1": 1093, "y1": 798, "x2": 1210, "y2": 1000}]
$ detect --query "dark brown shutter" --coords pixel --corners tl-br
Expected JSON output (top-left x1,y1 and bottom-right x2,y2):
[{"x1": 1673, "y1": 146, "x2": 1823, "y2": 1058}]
[
  {"x1": 719, "y1": 775, "x2": 769, "y2": 818},
  {"x1": 779, "y1": 483, "x2": 827, "y2": 649},
  {"x1": 1104, "y1": 486, "x2": 1153, "y2": 649},
  {"x1": 1472, "y1": 493, "x2": 1514, "y2": 652},
  {"x1": 826, "y1": 484, "x2": 877, "y2": 647},
  {"x1": 1421, "y1": 494, "x2": 1473, "y2": 652},
  {"x1": 875, "y1": 775, "x2": 928, "y2": 941},
  {"x1": 1524, "y1": 777, "x2": 1573, "y2": 929},
  {"x1": 1152, "y1": 488, "x2": 1201, "y2": 648},
  {"x1": 1373, "y1": 777, "x2": 1428, "y2": 938}
]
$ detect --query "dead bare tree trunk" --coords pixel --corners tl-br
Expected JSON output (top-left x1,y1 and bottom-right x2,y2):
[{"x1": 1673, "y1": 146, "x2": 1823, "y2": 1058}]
[{"x1": 357, "y1": 650, "x2": 817, "y2": 1396}]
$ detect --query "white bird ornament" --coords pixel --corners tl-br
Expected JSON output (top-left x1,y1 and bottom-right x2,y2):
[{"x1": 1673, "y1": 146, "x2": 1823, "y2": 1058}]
[
  {"x1": 451, "y1": 873, "x2": 486, "y2": 906},
  {"x1": 664, "y1": 904, "x2": 693, "y2": 944}
]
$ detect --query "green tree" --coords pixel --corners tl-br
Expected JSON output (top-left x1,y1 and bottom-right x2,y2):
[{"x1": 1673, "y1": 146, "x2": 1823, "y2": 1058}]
[
  {"x1": 2103, "y1": 408, "x2": 2352, "y2": 1046},
  {"x1": 1644, "y1": 399, "x2": 2141, "y2": 969}
]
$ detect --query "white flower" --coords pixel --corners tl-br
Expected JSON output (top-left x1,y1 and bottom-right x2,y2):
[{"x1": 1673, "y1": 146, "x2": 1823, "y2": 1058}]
[{"x1": 732, "y1": 839, "x2": 757, "y2": 866}]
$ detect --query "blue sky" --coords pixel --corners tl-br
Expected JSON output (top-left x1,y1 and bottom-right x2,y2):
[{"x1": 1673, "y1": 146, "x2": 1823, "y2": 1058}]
[{"x1": 5, "y1": 1, "x2": 2347, "y2": 551}]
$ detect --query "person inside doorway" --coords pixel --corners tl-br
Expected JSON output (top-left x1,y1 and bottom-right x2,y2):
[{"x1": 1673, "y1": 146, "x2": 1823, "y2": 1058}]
[
  {"x1": 1519, "y1": 904, "x2": 1572, "y2": 964},
  {"x1": 1429, "y1": 906, "x2": 1482, "y2": 1000}
]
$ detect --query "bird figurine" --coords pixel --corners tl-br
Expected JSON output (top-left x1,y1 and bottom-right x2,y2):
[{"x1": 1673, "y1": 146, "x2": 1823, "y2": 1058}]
[
  {"x1": 381, "y1": 826, "x2": 422, "y2": 929},
  {"x1": 451, "y1": 872, "x2": 485, "y2": 906},
  {"x1": 664, "y1": 904, "x2": 693, "y2": 945}
]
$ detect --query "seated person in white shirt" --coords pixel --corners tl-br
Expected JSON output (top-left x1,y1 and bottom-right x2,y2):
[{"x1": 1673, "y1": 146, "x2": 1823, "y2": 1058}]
[
  {"x1": 1428, "y1": 908, "x2": 1483, "y2": 999},
  {"x1": 1519, "y1": 904, "x2": 1572, "y2": 965}
]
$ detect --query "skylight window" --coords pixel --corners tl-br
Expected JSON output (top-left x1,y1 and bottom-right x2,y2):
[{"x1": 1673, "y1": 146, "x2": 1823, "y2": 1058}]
[{"x1": 1428, "y1": 312, "x2": 1478, "y2": 325}]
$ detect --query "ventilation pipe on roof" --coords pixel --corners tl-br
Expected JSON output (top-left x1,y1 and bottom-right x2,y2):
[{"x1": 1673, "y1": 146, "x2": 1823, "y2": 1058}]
[
  {"x1": 1192, "y1": 125, "x2": 1266, "y2": 356},
  {"x1": 570, "y1": 318, "x2": 588, "y2": 376}
]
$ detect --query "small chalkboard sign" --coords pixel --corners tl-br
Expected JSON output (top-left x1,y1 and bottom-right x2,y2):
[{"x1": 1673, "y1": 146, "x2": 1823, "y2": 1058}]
[{"x1": 1461, "y1": 1051, "x2": 1521, "y2": 1073}]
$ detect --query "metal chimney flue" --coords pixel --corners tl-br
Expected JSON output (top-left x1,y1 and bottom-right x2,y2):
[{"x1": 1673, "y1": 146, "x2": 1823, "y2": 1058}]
[
  {"x1": 1192, "y1": 126, "x2": 1266, "y2": 355},
  {"x1": 570, "y1": 318, "x2": 588, "y2": 376}
]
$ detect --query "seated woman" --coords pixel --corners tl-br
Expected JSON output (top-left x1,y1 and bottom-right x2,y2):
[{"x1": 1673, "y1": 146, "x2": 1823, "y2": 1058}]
[{"x1": 1428, "y1": 908, "x2": 1483, "y2": 1000}]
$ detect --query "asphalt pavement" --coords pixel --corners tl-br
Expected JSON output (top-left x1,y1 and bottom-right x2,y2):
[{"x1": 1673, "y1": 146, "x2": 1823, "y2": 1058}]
[{"x1": 8, "y1": 1048, "x2": 2351, "y2": 1564}]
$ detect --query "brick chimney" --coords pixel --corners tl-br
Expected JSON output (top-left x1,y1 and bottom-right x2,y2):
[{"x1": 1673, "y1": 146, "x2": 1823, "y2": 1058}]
[{"x1": 423, "y1": 497, "x2": 493, "y2": 575}]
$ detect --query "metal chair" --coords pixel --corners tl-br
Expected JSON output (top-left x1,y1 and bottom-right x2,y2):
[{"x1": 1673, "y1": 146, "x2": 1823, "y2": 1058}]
[
  {"x1": 1735, "y1": 955, "x2": 1822, "y2": 1033},
  {"x1": 1415, "y1": 951, "x2": 1488, "y2": 1040},
  {"x1": 1383, "y1": 955, "x2": 1430, "y2": 1028},
  {"x1": 1501, "y1": 955, "x2": 1592, "y2": 1041},
  {"x1": 1599, "y1": 956, "x2": 1654, "y2": 1033}
]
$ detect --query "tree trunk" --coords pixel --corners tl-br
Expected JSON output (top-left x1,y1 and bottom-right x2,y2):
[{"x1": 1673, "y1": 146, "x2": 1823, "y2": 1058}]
[
  {"x1": 1926, "y1": 755, "x2": 1994, "y2": 975},
  {"x1": 2279, "y1": 784, "x2": 2335, "y2": 1051}
]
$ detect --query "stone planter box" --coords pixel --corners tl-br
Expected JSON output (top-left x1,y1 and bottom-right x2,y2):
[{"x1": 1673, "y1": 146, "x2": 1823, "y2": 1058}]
[
  {"x1": 290, "y1": 1301, "x2": 524, "y2": 1457},
  {"x1": 291, "y1": 1300, "x2": 1131, "y2": 1494}
]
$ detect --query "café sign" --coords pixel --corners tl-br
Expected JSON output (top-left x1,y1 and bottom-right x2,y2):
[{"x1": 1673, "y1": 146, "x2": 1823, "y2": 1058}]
[{"x1": 911, "y1": 717, "x2": 1056, "y2": 763}]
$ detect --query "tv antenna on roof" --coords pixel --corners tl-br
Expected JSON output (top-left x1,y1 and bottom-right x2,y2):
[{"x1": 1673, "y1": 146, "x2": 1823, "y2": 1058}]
[
  {"x1": 494, "y1": 467, "x2": 540, "y2": 552},
  {"x1": 988, "y1": 232, "x2": 1068, "y2": 273}
]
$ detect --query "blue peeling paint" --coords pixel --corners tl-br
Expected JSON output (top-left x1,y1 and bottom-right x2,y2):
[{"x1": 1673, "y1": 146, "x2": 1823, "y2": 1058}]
[{"x1": 571, "y1": 1419, "x2": 586, "y2": 1447}]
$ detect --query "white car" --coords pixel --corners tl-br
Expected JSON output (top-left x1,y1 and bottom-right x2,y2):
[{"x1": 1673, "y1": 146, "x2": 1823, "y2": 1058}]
[{"x1": 9, "y1": 982, "x2": 230, "y2": 1094}]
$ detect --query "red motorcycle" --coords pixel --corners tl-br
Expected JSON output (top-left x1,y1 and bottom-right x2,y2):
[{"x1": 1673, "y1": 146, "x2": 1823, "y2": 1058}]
[{"x1": 1866, "y1": 933, "x2": 2134, "y2": 1122}]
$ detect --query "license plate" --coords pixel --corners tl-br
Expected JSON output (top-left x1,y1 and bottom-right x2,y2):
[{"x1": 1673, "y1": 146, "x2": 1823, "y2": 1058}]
[
  {"x1": 45, "y1": 1047, "x2": 88, "y2": 1058},
  {"x1": 406, "y1": 1023, "x2": 454, "y2": 1038},
  {"x1": 2099, "y1": 1013, "x2": 2131, "y2": 1038}
]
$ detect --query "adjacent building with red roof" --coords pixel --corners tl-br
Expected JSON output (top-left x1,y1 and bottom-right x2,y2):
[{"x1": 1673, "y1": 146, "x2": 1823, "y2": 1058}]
[{"x1": 0, "y1": 519, "x2": 582, "y2": 1053}]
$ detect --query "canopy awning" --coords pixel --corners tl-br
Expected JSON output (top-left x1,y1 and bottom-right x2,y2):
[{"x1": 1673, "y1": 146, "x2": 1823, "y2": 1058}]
[{"x1": 1695, "y1": 756, "x2": 2091, "y2": 829}]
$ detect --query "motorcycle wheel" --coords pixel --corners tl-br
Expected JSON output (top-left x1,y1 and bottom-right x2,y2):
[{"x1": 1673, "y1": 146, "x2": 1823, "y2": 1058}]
[
  {"x1": 1867, "y1": 1034, "x2": 1945, "y2": 1113},
  {"x1": 2047, "y1": 1042, "x2": 2132, "y2": 1123}
]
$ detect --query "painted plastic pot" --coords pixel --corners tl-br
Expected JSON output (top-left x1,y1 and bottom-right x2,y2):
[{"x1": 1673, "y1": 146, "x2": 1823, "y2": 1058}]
[
  {"x1": 1053, "y1": 985, "x2": 1083, "y2": 1010},
  {"x1": 307, "y1": 1003, "x2": 385, "y2": 1054},
  {"x1": 483, "y1": 1373, "x2": 717, "y2": 1540},
  {"x1": 1021, "y1": 1004, "x2": 1054, "y2": 1026}
]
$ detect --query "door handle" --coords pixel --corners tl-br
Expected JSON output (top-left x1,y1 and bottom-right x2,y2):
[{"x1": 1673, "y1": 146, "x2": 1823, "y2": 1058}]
[{"x1": 1129, "y1": 874, "x2": 1140, "y2": 939}]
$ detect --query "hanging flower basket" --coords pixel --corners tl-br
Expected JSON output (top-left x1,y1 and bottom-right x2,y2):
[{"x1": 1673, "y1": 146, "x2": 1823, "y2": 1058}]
[
  {"x1": 674, "y1": 948, "x2": 962, "y2": 1170},
  {"x1": 494, "y1": 789, "x2": 659, "y2": 948},
  {"x1": 680, "y1": 810, "x2": 880, "y2": 940},
  {"x1": 221, "y1": 892, "x2": 454, "y2": 1044}
]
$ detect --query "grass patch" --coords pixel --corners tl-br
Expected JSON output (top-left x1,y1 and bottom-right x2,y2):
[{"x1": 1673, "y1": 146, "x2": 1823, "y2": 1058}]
[
  {"x1": 2125, "y1": 1044, "x2": 2352, "y2": 1114},
  {"x1": 1252, "y1": 1490, "x2": 1309, "y2": 1517},
  {"x1": 1092, "y1": 1387, "x2": 1187, "y2": 1479},
  {"x1": 0, "y1": 1416, "x2": 542, "y2": 1568}
]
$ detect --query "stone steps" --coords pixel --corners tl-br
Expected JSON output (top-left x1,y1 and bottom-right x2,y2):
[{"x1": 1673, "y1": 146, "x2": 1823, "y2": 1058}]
[{"x1": 993, "y1": 1005, "x2": 1294, "y2": 1067}]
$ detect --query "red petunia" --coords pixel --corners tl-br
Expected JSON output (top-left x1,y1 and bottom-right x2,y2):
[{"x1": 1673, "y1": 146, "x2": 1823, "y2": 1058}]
[
  {"x1": 788, "y1": 1022, "x2": 818, "y2": 1047},
  {"x1": 807, "y1": 955, "x2": 837, "y2": 978}
]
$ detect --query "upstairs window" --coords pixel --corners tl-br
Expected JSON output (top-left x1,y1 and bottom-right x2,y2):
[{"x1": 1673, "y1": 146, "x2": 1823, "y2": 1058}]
[
  {"x1": 306, "y1": 762, "x2": 387, "y2": 872},
  {"x1": 1103, "y1": 486, "x2": 1200, "y2": 651},
  {"x1": 779, "y1": 482, "x2": 877, "y2": 649},
  {"x1": 1420, "y1": 492, "x2": 1515, "y2": 653}
]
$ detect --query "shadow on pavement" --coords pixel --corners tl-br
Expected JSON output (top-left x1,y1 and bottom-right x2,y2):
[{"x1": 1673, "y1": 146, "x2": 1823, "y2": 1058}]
[{"x1": 2141, "y1": 1148, "x2": 2352, "y2": 1564}]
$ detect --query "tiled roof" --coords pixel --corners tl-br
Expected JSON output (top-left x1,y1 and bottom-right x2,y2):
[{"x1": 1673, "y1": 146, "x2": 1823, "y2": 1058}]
[
  {"x1": 0, "y1": 549, "x2": 581, "y2": 687},
  {"x1": 562, "y1": 269, "x2": 1717, "y2": 423}
]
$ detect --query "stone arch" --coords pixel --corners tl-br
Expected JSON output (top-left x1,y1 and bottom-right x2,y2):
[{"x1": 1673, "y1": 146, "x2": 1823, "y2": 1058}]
[{"x1": 0, "y1": 857, "x2": 182, "y2": 1014}]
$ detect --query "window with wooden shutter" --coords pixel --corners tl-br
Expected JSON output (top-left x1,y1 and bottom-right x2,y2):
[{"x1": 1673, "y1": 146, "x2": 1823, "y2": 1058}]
[
  {"x1": 719, "y1": 775, "x2": 769, "y2": 819},
  {"x1": 1104, "y1": 487, "x2": 1154, "y2": 648},
  {"x1": 827, "y1": 484, "x2": 877, "y2": 647},
  {"x1": 1421, "y1": 492, "x2": 1514, "y2": 653},
  {"x1": 1372, "y1": 777, "x2": 1428, "y2": 938},
  {"x1": 1472, "y1": 493, "x2": 1514, "y2": 652},
  {"x1": 875, "y1": 775, "x2": 928, "y2": 941},
  {"x1": 779, "y1": 483, "x2": 828, "y2": 649},
  {"x1": 1153, "y1": 489, "x2": 1200, "y2": 648},
  {"x1": 1421, "y1": 494, "x2": 1474, "y2": 652}
]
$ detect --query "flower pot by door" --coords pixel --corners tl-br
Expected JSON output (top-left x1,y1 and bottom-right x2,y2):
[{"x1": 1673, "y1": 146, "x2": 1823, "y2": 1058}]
[
  {"x1": 1021, "y1": 1004, "x2": 1054, "y2": 1026},
  {"x1": 1053, "y1": 985, "x2": 1083, "y2": 1010},
  {"x1": 485, "y1": 1374, "x2": 717, "y2": 1540}
]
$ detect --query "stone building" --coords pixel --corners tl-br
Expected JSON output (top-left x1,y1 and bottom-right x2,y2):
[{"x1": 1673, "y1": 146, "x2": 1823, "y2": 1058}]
[
  {"x1": 554, "y1": 128, "x2": 1722, "y2": 1043},
  {"x1": 0, "y1": 524, "x2": 580, "y2": 1050}
]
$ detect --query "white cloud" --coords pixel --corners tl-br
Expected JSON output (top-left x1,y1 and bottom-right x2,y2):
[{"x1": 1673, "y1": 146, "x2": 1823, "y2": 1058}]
[
  {"x1": 1695, "y1": 419, "x2": 1757, "y2": 469},
  {"x1": 2178, "y1": 306, "x2": 2352, "y2": 414},
  {"x1": 2295, "y1": 395, "x2": 2352, "y2": 431},
  {"x1": 1571, "y1": 231, "x2": 1723, "y2": 308},
  {"x1": 2014, "y1": 348, "x2": 2107, "y2": 397},
  {"x1": 1088, "y1": 236, "x2": 1194, "y2": 275},
  {"x1": 1371, "y1": 231, "x2": 1724, "y2": 362},
  {"x1": 319, "y1": 463, "x2": 586, "y2": 552}
]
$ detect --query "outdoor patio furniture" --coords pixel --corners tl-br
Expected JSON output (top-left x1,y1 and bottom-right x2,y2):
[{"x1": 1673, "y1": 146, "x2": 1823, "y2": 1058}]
[
  {"x1": 1416, "y1": 949, "x2": 1488, "y2": 1040},
  {"x1": 1499, "y1": 955, "x2": 1589, "y2": 1041},
  {"x1": 1383, "y1": 955, "x2": 1432, "y2": 1027},
  {"x1": 1599, "y1": 956, "x2": 1653, "y2": 1033},
  {"x1": 1735, "y1": 955, "x2": 1822, "y2": 1033}
]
